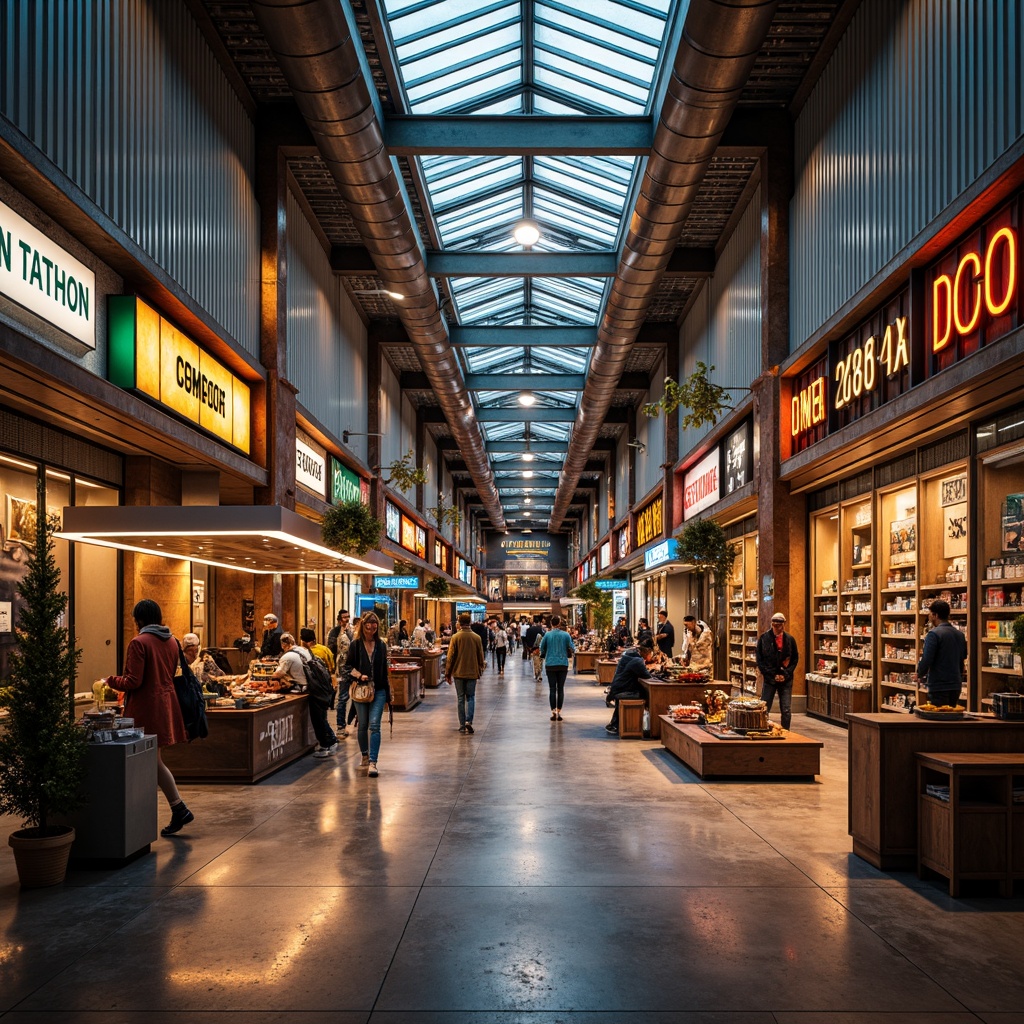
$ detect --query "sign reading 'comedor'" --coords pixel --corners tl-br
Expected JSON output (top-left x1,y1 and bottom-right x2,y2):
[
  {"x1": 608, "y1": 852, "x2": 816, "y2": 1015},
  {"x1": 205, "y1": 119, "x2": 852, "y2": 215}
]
[
  {"x1": 108, "y1": 296, "x2": 251, "y2": 454},
  {"x1": 0, "y1": 198, "x2": 96, "y2": 347}
]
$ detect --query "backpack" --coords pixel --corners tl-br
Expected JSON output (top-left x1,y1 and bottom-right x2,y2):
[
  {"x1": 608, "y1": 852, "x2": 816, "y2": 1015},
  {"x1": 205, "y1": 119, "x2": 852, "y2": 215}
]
[
  {"x1": 302, "y1": 652, "x2": 336, "y2": 709},
  {"x1": 174, "y1": 643, "x2": 209, "y2": 741}
]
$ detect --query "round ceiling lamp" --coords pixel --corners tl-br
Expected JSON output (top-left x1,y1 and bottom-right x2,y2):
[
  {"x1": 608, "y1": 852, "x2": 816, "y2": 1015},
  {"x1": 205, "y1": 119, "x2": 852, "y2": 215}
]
[
  {"x1": 524, "y1": 496, "x2": 532, "y2": 503},
  {"x1": 522, "y1": 451, "x2": 535, "y2": 462},
  {"x1": 512, "y1": 219, "x2": 541, "y2": 247},
  {"x1": 522, "y1": 510, "x2": 531, "y2": 517},
  {"x1": 523, "y1": 470, "x2": 534, "y2": 479},
  {"x1": 518, "y1": 392, "x2": 536, "y2": 407}
]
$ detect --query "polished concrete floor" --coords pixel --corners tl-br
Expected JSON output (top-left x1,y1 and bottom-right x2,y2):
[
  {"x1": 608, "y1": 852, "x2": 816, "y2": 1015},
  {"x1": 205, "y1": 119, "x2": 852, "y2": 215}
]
[{"x1": 2, "y1": 655, "x2": 1023, "y2": 1023}]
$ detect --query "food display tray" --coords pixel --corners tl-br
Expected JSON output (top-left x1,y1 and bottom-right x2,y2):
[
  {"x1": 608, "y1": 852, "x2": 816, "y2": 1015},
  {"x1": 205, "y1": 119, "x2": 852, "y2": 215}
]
[
  {"x1": 914, "y1": 709, "x2": 965, "y2": 721},
  {"x1": 700, "y1": 724, "x2": 786, "y2": 741}
]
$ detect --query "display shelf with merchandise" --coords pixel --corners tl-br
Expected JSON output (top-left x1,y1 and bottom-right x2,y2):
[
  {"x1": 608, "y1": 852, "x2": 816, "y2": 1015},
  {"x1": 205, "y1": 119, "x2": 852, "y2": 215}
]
[{"x1": 726, "y1": 530, "x2": 760, "y2": 694}]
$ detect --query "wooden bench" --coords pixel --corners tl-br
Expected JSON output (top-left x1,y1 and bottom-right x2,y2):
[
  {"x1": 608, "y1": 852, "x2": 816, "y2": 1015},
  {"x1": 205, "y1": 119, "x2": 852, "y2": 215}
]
[{"x1": 618, "y1": 699, "x2": 646, "y2": 739}]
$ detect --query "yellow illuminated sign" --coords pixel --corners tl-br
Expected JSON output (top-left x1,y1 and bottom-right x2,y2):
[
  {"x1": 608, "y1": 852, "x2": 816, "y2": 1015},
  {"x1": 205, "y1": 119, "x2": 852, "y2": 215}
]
[
  {"x1": 109, "y1": 296, "x2": 251, "y2": 454},
  {"x1": 635, "y1": 496, "x2": 663, "y2": 548},
  {"x1": 834, "y1": 316, "x2": 908, "y2": 412},
  {"x1": 932, "y1": 226, "x2": 1018, "y2": 352},
  {"x1": 791, "y1": 376, "x2": 827, "y2": 437}
]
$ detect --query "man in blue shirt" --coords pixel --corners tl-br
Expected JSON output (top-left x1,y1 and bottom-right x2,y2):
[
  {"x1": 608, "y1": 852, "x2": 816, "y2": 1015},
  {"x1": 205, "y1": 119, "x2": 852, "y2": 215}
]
[{"x1": 916, "y1": 599, "x2": 967, "y2": 707}]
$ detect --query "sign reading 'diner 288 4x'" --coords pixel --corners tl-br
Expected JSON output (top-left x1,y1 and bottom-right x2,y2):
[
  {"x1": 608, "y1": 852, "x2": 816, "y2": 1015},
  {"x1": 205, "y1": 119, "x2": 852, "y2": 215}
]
[
  {"x1": 108, "y1": 296, "x2": 250, "y2": 454},
  {"x1": 0, "y1": 197, "x2": 96, "y2": 347}
]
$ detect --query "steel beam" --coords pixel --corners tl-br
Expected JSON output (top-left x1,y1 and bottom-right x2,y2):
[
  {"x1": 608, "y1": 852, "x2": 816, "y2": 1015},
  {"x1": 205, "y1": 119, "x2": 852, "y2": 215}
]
[
  {"x1": 465, "y1": 373, "x2": 585, "y2": 391},
  {"x1": 450, "y1": 326, "x2": 596, "y2": 347},
  {"x1": 384, "y1": 115, "x2": 653, "y2": 156},
  {"x1": 427, "y1": 251, "x2": 618, "y2": 278}
]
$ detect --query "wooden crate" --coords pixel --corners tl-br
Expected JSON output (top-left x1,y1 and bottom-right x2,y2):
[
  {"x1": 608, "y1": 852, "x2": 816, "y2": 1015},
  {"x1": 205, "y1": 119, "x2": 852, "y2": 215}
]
[
  {"x1": 806, "y1": 678, "x2": 829, "y2": 718},
  {"x1": 619, "y1": 699, "x2": 646, "y2": 738}
]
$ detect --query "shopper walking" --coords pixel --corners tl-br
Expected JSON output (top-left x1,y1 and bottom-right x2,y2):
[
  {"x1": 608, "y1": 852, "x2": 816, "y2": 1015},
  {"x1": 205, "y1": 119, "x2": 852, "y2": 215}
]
[
  {"x1": 524, "y1": 617, "x2": 544, "y2": 680},
  {"x1": 493, "y1": 621, "x2": 508, "y2": 675},
  {"x1": 756, "y1": 612, "x2": 799, "y2": 730},
  {"x1": 104, "y1": 599, "x2": 193, "y2": 837},
  {"x1": 445, "y1": 612, "x2": 485, "y2": 733},
  {"x1": 327, "y1": 609, "x2": 355, "y2": 736},
  {"x1": 539, "y1": 615, "x2": 575, "y2": 720},
  {"x1": 344, "y1": 612, "x2": 392, "y2": 777}
]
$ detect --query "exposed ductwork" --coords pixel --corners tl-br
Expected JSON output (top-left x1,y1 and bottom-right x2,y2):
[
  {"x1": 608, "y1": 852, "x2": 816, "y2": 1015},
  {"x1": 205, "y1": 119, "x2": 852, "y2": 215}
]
[
  {"x1": 548, "y1": 0, "x2": 779, "y2": 532},
  {"x1": 251, "y1": 0, "x2": 506, "y2": 531}
]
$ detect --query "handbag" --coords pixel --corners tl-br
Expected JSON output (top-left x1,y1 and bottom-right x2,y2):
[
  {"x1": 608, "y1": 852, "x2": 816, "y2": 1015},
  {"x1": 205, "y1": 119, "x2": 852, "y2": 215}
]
[
  {"x1": 175, "y1": 643, "x2": 209, "y2": 741},
  {"x1": 349, "y1": 678, "x2": 375, "y2": 703}
]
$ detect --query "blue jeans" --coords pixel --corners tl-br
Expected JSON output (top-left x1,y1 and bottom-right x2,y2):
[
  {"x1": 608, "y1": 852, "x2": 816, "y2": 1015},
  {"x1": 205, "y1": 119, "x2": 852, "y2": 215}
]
[
  {"x1": 454, "y1": 677, "x2": 477, "y2": 725},
  {"x1": 761, "y1": 678, "x2": 792, "y2": 729},
  {"x1": 495, "y1": 647, "x2": 507, "y2": 671},
  {"x1": 355, "y1": 689, "x2": 387, "y2": 761}
]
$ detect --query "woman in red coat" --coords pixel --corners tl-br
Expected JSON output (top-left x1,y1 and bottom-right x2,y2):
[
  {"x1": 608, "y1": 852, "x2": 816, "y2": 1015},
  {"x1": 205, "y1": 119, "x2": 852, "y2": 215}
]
[{"x1": 105, "y1": 599, "x2": 193, "y2": 836}]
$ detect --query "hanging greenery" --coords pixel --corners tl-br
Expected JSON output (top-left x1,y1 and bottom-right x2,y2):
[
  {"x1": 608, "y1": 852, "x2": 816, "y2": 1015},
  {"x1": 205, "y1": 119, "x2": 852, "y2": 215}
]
[
  {"x1": 425, "y1": 576, "x2": 451, "y2": 599},
  {"x1": 676, "y1": 517, "x2": 737, "y2": 585},
  {"x1": 321, "y1": 500, "x2": 383, "y2": 556},
  {"x1": 385, "y1": 450, "x2": 428, "y2": 493},
  {"x1": 0, "y1": 499, "x2": 86, "y2": 834},
  {"x1": 642, "y1": 361, "x2": 746, "y2": 431},
  {"x1": 573, "y1": 581, "x2": 614, "y2": 634},
  {"x1": 428, "y1": 492, "x2": 463, "y2": 530}
]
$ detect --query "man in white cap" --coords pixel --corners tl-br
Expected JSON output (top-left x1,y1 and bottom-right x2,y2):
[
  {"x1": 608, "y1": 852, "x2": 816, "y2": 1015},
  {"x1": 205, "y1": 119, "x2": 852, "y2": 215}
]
[
  {"x1": 182, "y1": 633, "x2": 229, "y2": 694},
  {"x1": 755, "y1": 612, "x2": 798, "y2": 730}
]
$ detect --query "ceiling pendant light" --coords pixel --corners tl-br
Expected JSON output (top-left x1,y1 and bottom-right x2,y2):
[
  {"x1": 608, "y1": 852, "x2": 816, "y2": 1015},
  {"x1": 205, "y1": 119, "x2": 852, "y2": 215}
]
[
  {"x1": 523, "y1": 469, "x2": 534, "y2": 479},
  {"x1": 518, "y1": 392, "x2": 536, "y2": 407},
  {"x1": 522, "y1": 423, "x2": 535, "y2": 461},
  {"x1": 512, "y1": 218, "x2": 541, "y2": 248}
]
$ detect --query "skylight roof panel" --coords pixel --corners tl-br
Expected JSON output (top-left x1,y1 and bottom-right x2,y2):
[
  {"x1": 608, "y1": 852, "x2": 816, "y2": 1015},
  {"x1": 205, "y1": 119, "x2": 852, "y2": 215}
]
[
  {"x1": 530, "y1": 421, "x2": 571, "y2": 441},
  {"x1": 531, "y1": 346, "x2": 590, "y2": 373},
  {"x1": 534, "y1": 61, "x2": 647, "y2": 114},
  {"x1": 407, "y1": 60, "x2": 522, "y2": 111},
  {"x1": 483, "y1": 422, "x2": 526, "y2": 441},
  {"x1": 536, "y1": 3, "x2": 664, "y2": 61},
  {"x1": 403, "y1": 29, "x2": 520, "y2": 90},
  {"x1": 427, "y1": 161, "x2": 523, "y2": 212},
  {"x1": 465, "y1": 346, "x2": 525, "y2": 372},
  {"x1": 534, "y1": 37, "x2": 652, "y2": 93},
  {"x1": 532, "y1": 191, "x2": 619, "y2": 246},
  {"x1": 389, "y1": 1, "x2": 520, "y2": 55}
]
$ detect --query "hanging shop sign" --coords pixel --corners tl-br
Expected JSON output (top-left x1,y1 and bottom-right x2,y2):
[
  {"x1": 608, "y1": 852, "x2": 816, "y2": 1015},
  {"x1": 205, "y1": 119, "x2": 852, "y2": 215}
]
[
  {"x1": 0, "y1": 198, "x2": 96, "y2": 347},
  {"x1": 683, "y1": 448, "x2": 720, "y2": 521},
  {"x1": 416, "y1": 524, "x2": 426, "y2": 560},
  {"x1": 385, "y1": 500, "x2": 400, "y2": 543},
  {"x1": 457, "y1": 556, "x2": 466, "y2": 582},
  {"x1": 108, "y1": 296, "x2": 251, "y2": 454},
  {"x1": 600, "y1": 541, "x2": 611, "y2": 569},
  {"x1": 456, "y1": 601, "x2": 481, "y2": 613},
  {"x1": 644, "y1": 538, "x2": 679, "y2": 571},
  {"x1": 373, "y1": 575, "x2": 419, "y2": 589},
  {"x1": 724, "y1": 420, "x2": 752, "y2": 495},
  {"x1": 330, "y1": 458, "x2": 368, "y2": 506},
  {"x1": 595, "y1": 578, "x2": 629, "y2": 590},
  {"x1": 634, "y1": 494, "x2": 664, "y2": 547},
  {"x1": 616, "y1": 525, "x2": 630, "y2": 559},
  {"x1": 295, "y1": 438, "x2": 326, "y2": 497},
  {"x1": 927, "y1": 200, "x2": 1020, "y2": 377},
  {"x1": 400, "y1": 514, "x2": 417, "y2": 554}
]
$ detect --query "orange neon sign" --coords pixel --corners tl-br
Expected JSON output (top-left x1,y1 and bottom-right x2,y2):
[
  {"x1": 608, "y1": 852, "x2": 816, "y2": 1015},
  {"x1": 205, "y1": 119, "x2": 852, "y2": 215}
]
[
  {"x1": 791, "y1": 376, "x2": 827, "y2": 437},
  {"x1": 932, "y1": 225, "x2": 1017, "y2": 352}
]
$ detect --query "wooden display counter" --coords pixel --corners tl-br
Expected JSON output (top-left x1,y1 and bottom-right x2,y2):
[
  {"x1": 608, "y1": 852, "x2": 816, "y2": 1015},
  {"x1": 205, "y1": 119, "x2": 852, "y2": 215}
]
[
  {"x1": 388, "y1": 664, "x2": 422, "y2": 710},
  {"x1": 575, "y1": 650, "x2": 600, "y2": 674},
  {"x1": 596, "y1": 658, "x2": 620, "y2": 684},
  {"x1": 660, "y1": 717, "x2": 823, "y2": 778},
  {"x1": 404, "y1": 648, "x2": 442, "y2": 687},
  {"x1": 639, "y1": 678, "x2": 717, "y2": 739},
  {"x1": 848, "y1": 712, "x2": 1024, "y2": 870},
  {"x1": 162, "y1": 695, "x2": 315, "y2": 782}
]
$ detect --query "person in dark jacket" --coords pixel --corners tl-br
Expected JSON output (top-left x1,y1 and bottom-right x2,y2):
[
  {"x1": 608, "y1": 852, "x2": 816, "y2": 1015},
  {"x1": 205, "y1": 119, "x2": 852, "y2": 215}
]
[
  {"x1": 755, "y1": 612, "x2": 799, "y2": 729},
  {"x1": 605, "y1": 641, "x2": 657, "y2": 733},
  {"x1": 655, "y1": 609, "x2": 675, "y2": 657},
  {"x1": 916, "y1": 599, "x2": 967, "y2": 707},
  {"x1": 635, "y1": 618, "x2": 653, "y2": 647},
  {"x1": 259, "y1": 613, "x2": 284, "y2": 659}
]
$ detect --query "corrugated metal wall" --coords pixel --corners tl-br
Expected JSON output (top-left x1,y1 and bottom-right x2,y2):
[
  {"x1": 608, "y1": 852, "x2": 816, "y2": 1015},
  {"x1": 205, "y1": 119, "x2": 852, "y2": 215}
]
[
  {"x1": 286, "y1": 188, "x2": 368, "y2": 460},
  {"x1": 678, "y1": 186, "x2": 762, "y2": 459},
  {"x1": 380, "y1": 360, "x2": 417, "y2": 504},
  {"x1": 636, "y1": 352, "x2": 667, "y2": 497},
  {"x1": 791, "y1": 0, "x2": 1023, "y2": 348},
  {"x1": 0, "y1": 1, "x2": 260, "y2": 353},
  {"x1": 615, "y1": 435, "x2": 629, "y2": 526}
]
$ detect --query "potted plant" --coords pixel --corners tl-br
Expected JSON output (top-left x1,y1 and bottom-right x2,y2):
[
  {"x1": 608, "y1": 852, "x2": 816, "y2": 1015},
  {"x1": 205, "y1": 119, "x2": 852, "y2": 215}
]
[
  {"x1": 0, "y1": 484, "x2": 86, "y2": 888},
  {"x1": 321, "y1": 499, "x2": 383, "y2": 556},
  {"x1": 574, "y1": 582, "x2": 613, "y2": 634},
  {"x1": 425, "y1": 575, "x2": 451, "y2": 600}
]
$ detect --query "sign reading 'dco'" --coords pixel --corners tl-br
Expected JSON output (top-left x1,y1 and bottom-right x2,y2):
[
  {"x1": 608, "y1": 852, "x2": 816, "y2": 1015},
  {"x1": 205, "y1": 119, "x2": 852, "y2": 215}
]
[
  {"x1": 108, "y1": 296, "x2": 251, "y2": 453},
  {"x1": 683, "y1": 448, "x2": 720, "y2": 521},
  {"x1": 0, "y1": 198, "x2": 96, "y2": 347}
]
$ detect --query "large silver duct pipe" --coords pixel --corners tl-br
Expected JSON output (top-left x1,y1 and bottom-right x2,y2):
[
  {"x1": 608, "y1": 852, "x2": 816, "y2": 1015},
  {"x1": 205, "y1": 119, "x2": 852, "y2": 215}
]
[
  {"x1": 251, "y1": 0, "x2": 506, "y2": 531},
  {"x1": 548, "y1": 0, "x2": 778, "y2": 532}
]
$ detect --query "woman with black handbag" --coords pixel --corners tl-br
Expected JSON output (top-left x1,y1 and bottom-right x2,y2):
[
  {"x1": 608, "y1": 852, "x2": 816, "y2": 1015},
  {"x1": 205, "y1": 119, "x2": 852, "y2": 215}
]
[{"x1": 344, "y1": 612, "x2": 392, "y2": 777}]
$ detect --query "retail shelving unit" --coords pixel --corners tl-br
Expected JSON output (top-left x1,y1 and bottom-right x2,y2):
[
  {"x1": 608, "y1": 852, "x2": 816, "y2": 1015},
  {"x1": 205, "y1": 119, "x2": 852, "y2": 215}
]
[{"x1": 726, "y1": 531, "x2": 759, "y2": 694}]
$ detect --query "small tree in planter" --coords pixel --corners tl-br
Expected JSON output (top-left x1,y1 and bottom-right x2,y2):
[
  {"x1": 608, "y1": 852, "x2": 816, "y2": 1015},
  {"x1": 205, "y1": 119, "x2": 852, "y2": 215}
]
[
  {"x1": 321, "y1": 500, "x2": 383, "y2": 557},
  {"x1": 425, "y1": 575, "x2": 451, "y2": 600},
  {"x1": 676, "y1": 517, "x2": 737, "y2": 623},
  {"x1": 0, "y1": 481, "x2": 86, "y2": 888},
  {"x1": 574, "y1": 582, "x2": 613, "y2": 635}
]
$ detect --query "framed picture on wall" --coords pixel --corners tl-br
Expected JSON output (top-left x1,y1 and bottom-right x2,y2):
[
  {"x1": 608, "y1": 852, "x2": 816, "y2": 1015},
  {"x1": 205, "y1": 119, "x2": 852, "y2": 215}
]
[
  {"x1": 944, "y1": 503, "x2": 968, "y2": 558},
  {"x1": 1001, "y1": 494, "x2": 1024, "y2": 553},
  {"x1": 6, "y1": 495, "x2": 63, "y2": 546},
  {"x1": 889, "y1": 517, "x2": 916, "y2": 566}
]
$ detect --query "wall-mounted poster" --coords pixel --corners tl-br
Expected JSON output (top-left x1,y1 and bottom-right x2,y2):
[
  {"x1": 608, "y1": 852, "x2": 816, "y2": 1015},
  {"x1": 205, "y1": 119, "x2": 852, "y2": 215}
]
[
  {"x1": 944, "y1": 503, "x2": 968, "y2": 558},
  {"x1": 6, "y1": 495, "x2": 62, "y2": 545},
  {"x1": 551, "y1": 577, "x2": 565, "y2": 599},
  {"x1": 889, "y1": 517, "x2": 917, "y2": 566},
  {"x1": 192, "y1": 579, "x2": 205, "y2": 629},
  {"x1": 1002, "y1": 494, "x2": 1024, "y2": 553},
  {"x1": 940, "y1": 475, "x2": 967, "y2": 507},
  {"x1": 385, "y1": 501, "x2": 400, "y2": 543},
  {"x1": 488, "y1": 576, "x2": 503, "y2": 601},
  {"x1": 415, "y1": 525, "x2": 427, "y2": 560},
  {"x1": 506, "y1": 575, "x2": 549, "y2": 600}
]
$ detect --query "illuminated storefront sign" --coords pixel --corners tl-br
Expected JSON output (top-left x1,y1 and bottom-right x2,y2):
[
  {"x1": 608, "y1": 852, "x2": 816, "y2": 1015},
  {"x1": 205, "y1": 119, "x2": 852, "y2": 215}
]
[
  {"x1": 791, "y1": 376, "x2": 827, "y2": 437},
  {"x1": 683, "y1": 449, "x2": 720, "y2": 521},
  {"x1": 330, "y1": 459, "x2": 368, "y2": 506},
  {"x1": 635, "y1": 495, "x2": 663, "y2": 547},
  {"x1": 385, "y1": 501, "x2": 400, "y2": 542},
  {"x1": 400, "y1": 514, "x2": 417, "y2": 553},
  {"x1": 374, "y1": 576, "x2": 418, "y2": 589},
  {"x1": 595, "y1": 579, "x2": 629, "y2": 590},
  {"x1": 724, "y1": 421, "x2": 752, "y2": 494},
  {"x1": 109, "y1": 296, "x2": 251, "y2": 453},
  {"x1": 644, "y1": 538, "x2": 679, "y2": 571},
  {"x1": 295, "y1": 438, "x2": 326, "y2": 497},
  {"x1": 617, "y1": 526, "x2": 630, "y2": 559},
  {"x1": 0, "y1": 197, "x2": 96, "y2": 347},
  {"x1": 834, "y1": 316, "x2": 909, "y2": 411},
  {"x1": 600, "y1": 541, "x2": 611, "y2": 569}
]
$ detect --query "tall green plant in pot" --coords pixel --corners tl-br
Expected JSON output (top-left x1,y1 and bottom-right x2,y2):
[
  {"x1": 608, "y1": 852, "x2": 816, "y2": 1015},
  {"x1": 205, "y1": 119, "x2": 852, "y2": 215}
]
[
  {"x1": 676, "y1": 518, "x2": 737, "y2": 623},
  {"x1": 0, "y1": 479, "x2": 86, "y2": 888},
  {"x1": 574, "y1": 582, "x2": 613, "y2": 634},
  {"x1": 321, "y1": 499, "x2": 383, "y2": 556}
]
